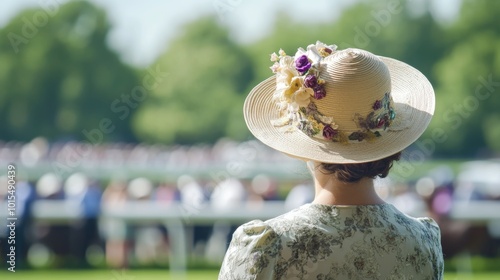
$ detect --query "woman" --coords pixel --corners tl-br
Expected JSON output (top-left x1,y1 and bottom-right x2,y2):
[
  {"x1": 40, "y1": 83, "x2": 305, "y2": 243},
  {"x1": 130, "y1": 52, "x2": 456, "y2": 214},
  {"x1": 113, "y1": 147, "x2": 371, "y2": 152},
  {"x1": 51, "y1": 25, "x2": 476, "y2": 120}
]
[{"x1": 219, "y1": 42, "x2": 444, "y2": 279}]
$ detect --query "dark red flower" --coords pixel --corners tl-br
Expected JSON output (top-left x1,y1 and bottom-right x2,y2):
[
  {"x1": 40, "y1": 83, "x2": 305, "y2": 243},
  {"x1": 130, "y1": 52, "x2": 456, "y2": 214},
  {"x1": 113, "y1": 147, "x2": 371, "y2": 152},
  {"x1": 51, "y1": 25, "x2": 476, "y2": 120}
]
[{"x1": 376, "y1": 118, "x2": 385, "y2": 128}]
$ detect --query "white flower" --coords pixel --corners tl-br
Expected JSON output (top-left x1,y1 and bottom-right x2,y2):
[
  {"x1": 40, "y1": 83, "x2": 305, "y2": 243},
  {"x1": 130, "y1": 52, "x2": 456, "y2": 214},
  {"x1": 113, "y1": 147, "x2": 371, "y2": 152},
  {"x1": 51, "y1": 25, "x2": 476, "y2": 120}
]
[
  {"x1": 273, "y1": 56, "x2": 299, "y2": 99},
  {"x1": 284, "y1": 76, "x2": 303, "y2": 98},
  {"x1": 276, "y1": 67, "x2": 295, "y2": 86},
  {"x1": 274, "y1": 74, "x2": 312, "y2": 108},
  {"x1": 270, "y1": 62, "x2": 280, "y2": 73},
  {"x1": 295, "y1": 45, "x2": 320, "y2": 66},
  {"x1": 317, "y1": 114, "x2": 335, "y2": 125},
  {"x1": 274, "y1": 67, "x2": 295, "y2": 102},
  {"x1": 278, "y1": 48, "x2": 286, "y2": 57},
  {"x1": 293, "y1": 87, "x2": 313, "y2": 107},
  {"x1": 305, "y1": 44, "x2": 322, "y2": 66},
  {"x1": 314, "y1": 41, "x2": 337, "y2": 57},
  {"x1": 295, "y1": 47, "x2": 306, "y2": 57},
  {"x1": 279, "y1": 56, "x2": 294, "y2": 69},
  {"x1": 315, "y1": 41, "x2": 337, "y2": 52},
  {"x1": 288, "y1": 102, "x2": 300, "y2": 114},
  {"x1": 270, "y1": 52, "x2": 279, "y2": 62},
  {"x1": 294, "y1": 42, "x2": 331, "y2": 70}
]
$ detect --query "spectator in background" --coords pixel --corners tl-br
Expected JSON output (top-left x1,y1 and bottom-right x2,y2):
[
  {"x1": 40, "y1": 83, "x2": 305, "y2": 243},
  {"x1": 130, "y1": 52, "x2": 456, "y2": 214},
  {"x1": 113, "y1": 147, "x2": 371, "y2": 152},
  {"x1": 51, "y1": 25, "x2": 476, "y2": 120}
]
[
  {"x1": 127, "y1": 177, "x2": 162, "y2": 266},
  {"x1": 127, "y1": 177, "x2": 153, "y2": 201},
  {"x1": 210, "y1": 178, "x2": 247, "y2": 211},
  {"x1": 151, "y1": 179, "x2": 180, "y2": 264},
  {"x1": 0, "y1": 175, "x2": 7, "y2": 263},
  {"x1": 0, "y1": 177, "x2": 36, "y2": 268},
  {"x1": 101, "y1": 177, "x2": 129, "y2": 268},
  {"x1": 208, "y1": 178, "x2": 247, "y2": 262},
  {"x1": 36, "y1": 172, "x2": 64, "y2": 200},
  {"x1": 177, "y1": 175, "x2": 211, "y2": 258},
  {"x1": 177, "y1": 175, "x2": 206, "y2": 213},
  {"x1": 153, "y1": 180, "x2": 180, "y2": 203},
  {"x1": 64, "y1": 172, "x2": 101, "y2": 267},
  {"x1": 250, "y1": 174, "x2": 279, "y2": 202},
  {"x1": 34, "y1": 173, "x2": 71, "y2": 262}
]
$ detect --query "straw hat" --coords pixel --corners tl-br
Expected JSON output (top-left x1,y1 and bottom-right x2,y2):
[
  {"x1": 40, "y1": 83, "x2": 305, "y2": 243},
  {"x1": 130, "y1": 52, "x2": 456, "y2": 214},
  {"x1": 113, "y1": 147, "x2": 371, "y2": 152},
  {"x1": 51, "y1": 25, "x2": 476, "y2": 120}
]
[{"x1": 244, "y1": 41, "x2": 434, "y2": 164}]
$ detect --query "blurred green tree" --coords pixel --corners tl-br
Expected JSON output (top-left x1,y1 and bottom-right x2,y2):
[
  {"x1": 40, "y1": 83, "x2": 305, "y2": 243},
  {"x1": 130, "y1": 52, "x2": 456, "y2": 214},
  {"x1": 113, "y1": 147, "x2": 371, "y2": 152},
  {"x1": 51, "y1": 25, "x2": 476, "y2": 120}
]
[
  {"x1": 1, "y1": 0, "x2": 498, "y2": 159},
  {"x1": 132, "y1": 16, "x2": 254, "y2": 144},
  {"x1": 246, "y1": 1, "x2": 446, "y2": 93},
  {"x1": 0, "y1": 1, "x2": 140, "y2": 142},
  {"x1": 429, "y1": 0, "x2": 500, "y2": 157}
]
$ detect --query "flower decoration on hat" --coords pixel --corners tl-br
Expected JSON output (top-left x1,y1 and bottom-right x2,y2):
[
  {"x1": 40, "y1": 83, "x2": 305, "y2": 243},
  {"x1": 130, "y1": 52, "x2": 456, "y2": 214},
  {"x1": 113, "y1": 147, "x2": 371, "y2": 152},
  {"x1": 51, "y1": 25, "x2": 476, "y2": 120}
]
[
  {"x1": 270, "y1": 41, "x2": 334, "y2": 111},
  {"x1": 269, "y1": 41, "x2": 397, "y2": 143},
  {"x1": 350, "y1": 92, "x2": 396, "y2": 141}
]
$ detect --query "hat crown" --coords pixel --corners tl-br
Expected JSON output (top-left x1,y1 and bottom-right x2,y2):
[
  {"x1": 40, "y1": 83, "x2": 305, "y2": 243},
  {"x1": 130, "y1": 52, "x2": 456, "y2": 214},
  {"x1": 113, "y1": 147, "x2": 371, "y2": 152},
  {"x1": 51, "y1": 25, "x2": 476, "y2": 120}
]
[{"x1": 317, "y1": 48, "x2": 392, "y2": 131}]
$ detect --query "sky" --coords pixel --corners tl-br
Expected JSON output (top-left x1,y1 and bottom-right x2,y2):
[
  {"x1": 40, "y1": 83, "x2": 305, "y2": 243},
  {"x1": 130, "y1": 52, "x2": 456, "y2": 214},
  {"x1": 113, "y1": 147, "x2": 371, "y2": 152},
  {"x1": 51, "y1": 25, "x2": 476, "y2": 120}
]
[{"x1": 0, "y1": 0, "x2": 462, "y2": 67}]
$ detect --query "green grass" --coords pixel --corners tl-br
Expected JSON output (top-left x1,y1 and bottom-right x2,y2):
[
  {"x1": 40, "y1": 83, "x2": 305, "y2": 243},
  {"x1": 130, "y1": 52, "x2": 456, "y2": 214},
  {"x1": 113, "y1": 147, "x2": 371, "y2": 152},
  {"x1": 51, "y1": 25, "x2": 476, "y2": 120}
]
[
  {"x1": 0, "y1": 269, "x2": 217, "y2": 280},
  {"x1": 443, "y1": 273, "x2": 500, "y2": 280},
  {"x1": 0, "y1": 270, "x2": 499, "y2": 280}
]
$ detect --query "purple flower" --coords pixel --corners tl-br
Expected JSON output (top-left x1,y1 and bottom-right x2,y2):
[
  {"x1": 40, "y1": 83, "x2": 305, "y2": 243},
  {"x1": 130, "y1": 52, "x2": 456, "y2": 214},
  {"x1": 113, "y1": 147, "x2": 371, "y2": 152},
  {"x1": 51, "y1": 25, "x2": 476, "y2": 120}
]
[
  {"x1": 323, "y1": 125, "x2": 338, "y2": 140},
  {"x1": 295, "y1": 55, "x2": 311, "y2": 73},
  {"x1": 304, "y1": 75, "x2": 318, "y2": 88},
  {"x1": 372, "y1": 100, "x2": 382, "y2": 110},
  {"x1": 313, "y1": 85, "x2": 326, "y2": 99}
]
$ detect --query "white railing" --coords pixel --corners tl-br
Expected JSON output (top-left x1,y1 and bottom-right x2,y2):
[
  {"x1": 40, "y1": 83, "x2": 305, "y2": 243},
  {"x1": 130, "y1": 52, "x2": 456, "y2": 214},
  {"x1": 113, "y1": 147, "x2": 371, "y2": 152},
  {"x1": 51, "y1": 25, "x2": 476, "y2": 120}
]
[
  {"x1": 0, "y1": 200, "x2": 290, "y2": 279},
  {"x1": 449, "y1": 201, "x2": 500, "y2": 223}
]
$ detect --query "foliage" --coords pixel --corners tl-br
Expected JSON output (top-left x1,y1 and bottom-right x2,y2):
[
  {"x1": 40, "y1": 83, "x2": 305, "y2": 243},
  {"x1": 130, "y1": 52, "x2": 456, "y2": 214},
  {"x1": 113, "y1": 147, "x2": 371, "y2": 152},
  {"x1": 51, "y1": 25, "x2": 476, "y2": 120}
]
[
  {"x1": 0, "y1": 0, "x2": 499, "y2": 157},
  {"x1": 132, "y1": 17, "x2": 254, "y2": 144},
  {"x1": 0, "y1": 1, "x2": 140, "y2": 142},
  {"x1": 428, "y1": 0, "x2": 500, "y2": 157}
]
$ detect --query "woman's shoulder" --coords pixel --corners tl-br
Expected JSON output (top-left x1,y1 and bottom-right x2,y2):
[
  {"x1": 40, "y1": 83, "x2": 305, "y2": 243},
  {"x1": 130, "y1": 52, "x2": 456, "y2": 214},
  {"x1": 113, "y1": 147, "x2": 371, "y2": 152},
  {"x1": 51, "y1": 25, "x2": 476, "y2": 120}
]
[
  {"x1": 415, "y1": 216, "x2": 440, "y2": 229},
  {"x1": 220, "y1": 220, "x2": 283, "y2": 278},
  {"x1": 234, "y1": 219, "x2": 279, "y2": 241},
  {"x1": 414, "y1": 216, "x2": 442, "y2": 241},
  {"x1": 388, "y1": 205, "x2": 442, "y2": 240},
  {"x1": 228, "y1": 219, "x2": 284, "y2": 255},
  {"x1": 232, "y1": 206, "x2": 314, "y2": 242}
]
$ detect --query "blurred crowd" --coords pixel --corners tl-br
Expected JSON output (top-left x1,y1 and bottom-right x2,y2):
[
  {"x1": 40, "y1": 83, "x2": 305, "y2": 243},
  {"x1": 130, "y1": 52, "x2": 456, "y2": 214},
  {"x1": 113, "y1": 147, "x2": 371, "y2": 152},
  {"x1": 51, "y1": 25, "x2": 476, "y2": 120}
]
[
  {"x1": 0, "y1": 137, "x2": 294, "y2": 173},
  {"x1": 0, "y1": 168, "x2": 311, "y2": 269},
  {"x1": 1, "y1": 139, "x2": 500, "y2": 268}
]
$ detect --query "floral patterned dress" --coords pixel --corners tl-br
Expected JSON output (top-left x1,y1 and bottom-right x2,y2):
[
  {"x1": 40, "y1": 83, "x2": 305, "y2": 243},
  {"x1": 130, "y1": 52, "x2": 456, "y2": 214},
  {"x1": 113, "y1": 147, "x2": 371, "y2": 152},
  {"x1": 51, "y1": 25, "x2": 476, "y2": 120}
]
[{"x1": 219, "y1": 203, "x2": 443, "y2": 280}]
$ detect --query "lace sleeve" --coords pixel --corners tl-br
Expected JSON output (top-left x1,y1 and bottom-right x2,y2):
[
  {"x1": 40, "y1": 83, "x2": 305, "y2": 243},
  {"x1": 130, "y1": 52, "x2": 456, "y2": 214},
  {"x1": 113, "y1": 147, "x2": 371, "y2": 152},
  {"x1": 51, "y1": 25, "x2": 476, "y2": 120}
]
[
  {"x1": 218, "y1": 220, "x2": 282, "y2": 280},
  {"x1": 418, "y1": 217, "x2": 445, "y2": 280}
]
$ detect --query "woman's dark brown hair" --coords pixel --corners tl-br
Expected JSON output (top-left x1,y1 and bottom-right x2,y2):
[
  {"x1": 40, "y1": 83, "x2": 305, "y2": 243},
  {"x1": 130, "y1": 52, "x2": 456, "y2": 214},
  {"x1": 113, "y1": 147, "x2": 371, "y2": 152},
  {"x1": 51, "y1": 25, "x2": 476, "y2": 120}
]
[{"x1": 320, "y1": 151, "x2": 402, "y2": 183}]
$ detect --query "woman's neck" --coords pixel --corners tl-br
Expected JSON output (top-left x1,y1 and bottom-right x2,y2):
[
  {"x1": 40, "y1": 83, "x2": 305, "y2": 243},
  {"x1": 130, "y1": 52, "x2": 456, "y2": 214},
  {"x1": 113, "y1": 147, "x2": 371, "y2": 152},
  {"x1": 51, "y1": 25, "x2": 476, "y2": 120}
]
[{"x1": 311, "y1": 170, "x2": 385, "y2": 206}]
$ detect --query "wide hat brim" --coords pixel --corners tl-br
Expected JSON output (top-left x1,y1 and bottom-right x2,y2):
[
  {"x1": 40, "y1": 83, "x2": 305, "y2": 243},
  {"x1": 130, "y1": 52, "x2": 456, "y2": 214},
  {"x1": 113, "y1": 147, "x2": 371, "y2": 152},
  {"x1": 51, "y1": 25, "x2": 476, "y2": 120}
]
[{"x1": 244, "y1": 56, "x2": 435, "y2": 164}]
